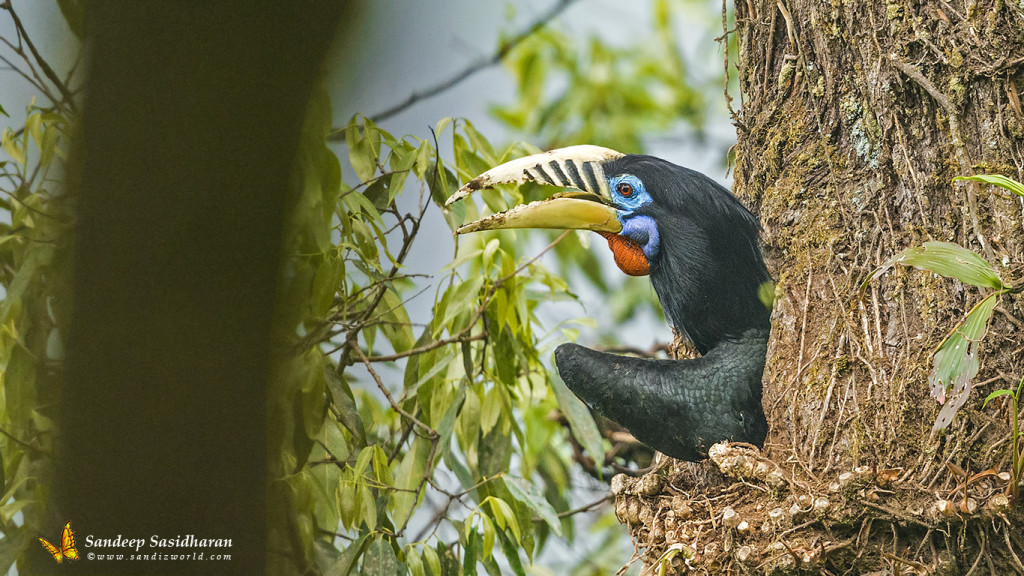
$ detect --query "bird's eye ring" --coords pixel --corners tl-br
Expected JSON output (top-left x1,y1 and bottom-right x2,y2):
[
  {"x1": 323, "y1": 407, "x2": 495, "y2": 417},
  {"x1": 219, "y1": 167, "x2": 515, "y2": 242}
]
[{"x1": 617, "y1": 182, "x2": 633, "y2": 197}]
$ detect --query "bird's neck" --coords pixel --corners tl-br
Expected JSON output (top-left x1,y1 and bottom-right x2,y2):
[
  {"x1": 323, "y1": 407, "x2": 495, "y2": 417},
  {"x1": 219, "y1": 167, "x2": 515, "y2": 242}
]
[{"x1": 650, "y1": 237, "x2": 771, "y2": 355}]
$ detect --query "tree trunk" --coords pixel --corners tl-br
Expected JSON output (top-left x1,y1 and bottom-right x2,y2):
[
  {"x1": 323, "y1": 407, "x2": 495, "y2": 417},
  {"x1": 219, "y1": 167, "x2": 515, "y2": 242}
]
[{"x1": 616, "y1": 1, "x2": 1024, "y2": 573}]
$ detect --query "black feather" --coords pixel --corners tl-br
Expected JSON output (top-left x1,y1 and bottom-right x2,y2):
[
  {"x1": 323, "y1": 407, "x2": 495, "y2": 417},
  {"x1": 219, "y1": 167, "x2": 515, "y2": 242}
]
[
  {"x1": 555, "y1": 329, "x2": 768, "y2": 461},
  {"x1": 554, "y1": 154, "x2": 773, "y2": 460},
  {"x1": 602, "y1": 155, "x2": 771, "y2": 354}
]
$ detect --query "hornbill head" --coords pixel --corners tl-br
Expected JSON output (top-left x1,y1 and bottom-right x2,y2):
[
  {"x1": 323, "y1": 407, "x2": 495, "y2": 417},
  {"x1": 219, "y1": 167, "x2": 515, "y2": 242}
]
[{"x1": 446, "y1": 145, "x2": 772, "y2": 461}]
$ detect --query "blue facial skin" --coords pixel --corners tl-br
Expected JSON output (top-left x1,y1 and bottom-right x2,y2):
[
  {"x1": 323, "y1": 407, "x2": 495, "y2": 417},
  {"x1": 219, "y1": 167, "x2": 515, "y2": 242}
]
[{"x1": 609, "y1": 174, "x2": 661, "y2": 263}]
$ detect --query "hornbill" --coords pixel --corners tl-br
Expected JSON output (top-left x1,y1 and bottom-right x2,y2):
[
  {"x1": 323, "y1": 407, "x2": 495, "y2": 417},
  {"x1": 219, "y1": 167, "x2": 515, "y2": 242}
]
[{"x1": 445, "y1": 145, "x2": 772, "y2": 462}]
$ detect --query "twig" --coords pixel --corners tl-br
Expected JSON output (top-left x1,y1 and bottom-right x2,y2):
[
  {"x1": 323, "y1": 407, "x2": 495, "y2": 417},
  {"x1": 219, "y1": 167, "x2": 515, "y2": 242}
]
[
  {"x1": 330, "y1": 0, "x2": 579, "y2": 130},
  {"x1": 890, "y1": 58, "x2": 954, "y2": 115},
  {"x1": 890, "y1": 56, "x2": 991, "y2": 260},
  {"x1": 537, "y1": 494, "x2": 612, "y2": 522},
  {"x1": 0, "y1": 51, "x2": 48, "y2": 96},
  {"x1": 0, "y1": 425, "x2": 40, "y2": 454},
  {"x1": 883, "y1": 552, "x2": 929, "y2": 572},
  {"x1": 3, "y1": 2, "x2": 77, "y2": 109},
  {"x1": 364, "y1": 332, "x2": 486, "y2": 363},
  {"x1": 996, "y1": 306, "x2": 1024, "y2": 331},
  {"x1": 354, "y1": 346, "x2": 437, "y2": 438}
]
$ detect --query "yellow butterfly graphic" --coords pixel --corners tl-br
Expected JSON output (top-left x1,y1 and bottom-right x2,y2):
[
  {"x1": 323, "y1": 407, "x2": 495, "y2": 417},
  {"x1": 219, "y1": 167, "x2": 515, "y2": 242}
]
[{"x1": 38, "y1": 521, "x2": 80, "y2": 563}]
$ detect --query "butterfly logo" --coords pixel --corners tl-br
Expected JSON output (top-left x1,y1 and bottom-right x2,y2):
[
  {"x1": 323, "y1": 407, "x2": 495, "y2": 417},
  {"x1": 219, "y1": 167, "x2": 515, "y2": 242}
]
[{"x1": 38, "y1": 521, "x2": 80, "y2": 563}]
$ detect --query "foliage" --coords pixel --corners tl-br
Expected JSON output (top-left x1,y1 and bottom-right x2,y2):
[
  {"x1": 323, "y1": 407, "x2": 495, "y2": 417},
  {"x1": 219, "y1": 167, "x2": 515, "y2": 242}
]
[
  {"x1": 493, "y1": 0, "x2": 708, "y2": 153},
  {"x1": 489, "y1": 0, "x2": 718, "y2": 326},
  {"x1": 0, "y1": 3, "x2": 78, "y2": 571},
  {"x1": 0, "y1": 99, "x2": 71, "y2": 575},
  {"x1": 982, "y1": 376, "x2": 1024, "y2": 502},
  {"x1": 493, "y1": 0, "x2": 708, "y2": 154},
  {"x1": 273, "y1": 0, "x2": 725, "y2": 566},
  {"x1": 868, "y1": 175, "x2": 1024, "y2": 432},
  {"x1": 0, "y1": 0, "x2": 721, "y2": 573},
  {"x1": 267, "y1": 107, "x2": 629, "y2": 575}
]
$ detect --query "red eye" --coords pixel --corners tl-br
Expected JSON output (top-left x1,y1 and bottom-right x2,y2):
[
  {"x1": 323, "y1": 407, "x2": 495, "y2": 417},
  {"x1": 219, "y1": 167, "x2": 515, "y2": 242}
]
[{"x1": 617, "y1": 182, "x2": 633, "y2": 197}]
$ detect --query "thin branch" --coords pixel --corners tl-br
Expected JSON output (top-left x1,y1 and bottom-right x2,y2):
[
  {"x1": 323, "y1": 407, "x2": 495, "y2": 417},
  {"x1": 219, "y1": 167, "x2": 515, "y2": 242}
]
[
  {"x1": 353, "y1": 346, "x2": 438, "y2": 438},
  {"x1": 0, "y1": 425, "x2": 41, "y2": 454},
  {"x1": 0, "y1": 51, "x2": 48, "y2": 96},
  {"x1": 365, "y1": 332, "x2": 487, "y2": 363},
  {"x1": 3, "y1": 1, "x2": 77, "y2": 109},
  {"x1": 330, "y1": 0, "x2": 579, "y2": 132},
  {"x1": 535, "y1": 493, "x2": 612, "y2": 522},
  {"x1": 890, "y1": 58, "x2": 954, "y2": 115},
  {"x1": 346, "y1": 230, "x2": 571, "y2": 364}
]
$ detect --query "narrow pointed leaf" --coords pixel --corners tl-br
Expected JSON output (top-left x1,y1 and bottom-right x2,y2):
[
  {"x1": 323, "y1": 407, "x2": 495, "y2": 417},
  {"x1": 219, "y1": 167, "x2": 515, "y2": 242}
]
[
  {"x1": 955, "y1": 174, "x2": 1024, "y2": 199},
  {"x1": 549, "y1": 371, "x2": 605, "y2": 472},
  {"x1": 888, "y1": 241, "x2": 1002, "y2": 289},
  {"x1": 505, "y1": 476, "x2": 562, "y2": 537}
]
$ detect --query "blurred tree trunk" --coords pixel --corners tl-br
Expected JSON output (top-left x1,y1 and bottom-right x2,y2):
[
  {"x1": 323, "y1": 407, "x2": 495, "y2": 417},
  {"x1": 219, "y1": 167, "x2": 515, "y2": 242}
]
[
  {"x1": 52, "y1": 4, "x2": 344, "y2": 575},
  {"x1": 620, "y1": 1, "x2": 1024, "y2": 573}
]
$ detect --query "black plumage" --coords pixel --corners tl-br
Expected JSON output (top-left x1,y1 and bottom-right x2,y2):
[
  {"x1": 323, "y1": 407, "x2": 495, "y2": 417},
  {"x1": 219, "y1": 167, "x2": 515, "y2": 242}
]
[
  {"x1": 600, "y1": 155, "x2": 771, "y2": 354},
  {"x1": 555, "y1": 155, "x2": 772, "y2": 460},
  {"x1": 449, "y1": 147, "x2": 773, "y2": 461},
  {"x1": 556, "y1": 329, "x2": 769, "y2": 462}
]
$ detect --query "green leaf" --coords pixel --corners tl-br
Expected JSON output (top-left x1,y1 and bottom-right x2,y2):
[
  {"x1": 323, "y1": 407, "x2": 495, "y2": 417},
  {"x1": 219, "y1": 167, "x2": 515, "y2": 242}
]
[
  {"x1": 955, "y1": 174, "x2": 1024, "y2": 199},
  {"x1": 887, "y1": 241, "x2": 1003, "y2": 290},
  {"x1": 387, "y1": 146, "x2": 417, "y2": 204},
  {"x1": 371, "y1": 446, "x2": 394, "y2": 486},
  {"x1": 480, "y1": 387, "x2": 503, "y2": 436},
  {"x1": 495, "y1": 527, "x2": 527, "y2": 576},
  {"x1": 505, "y1": 476, "x2": 562, "y2": 537},
  {"x1": 443, "y1": 246, "x2": 484, "y2": 272},
  {"x1": 549, "y1": 371, "x2": 605, "y2": 472},
  {"x1": 39, "y1": 124, "x2": 60, "y2": 167},
  {"x1": 434, "y1": 277, "x2": 483, "y2": 337},
  {"x1": 457, "y1": 387, "x2": 482, "y2": 454},
  {"x1": 360, "y1": 537, "x2": 401, "y2": 576},
  {"x1": 354, "y1": 447, "x2": 375, "y2": 476},
  {"x1": 478, "y1": 426, "x2": 512, "y2": 478},
  {"x1": 378, "y1": 288, "x2": 414, "y2": 354},
  {"x1": 482, "y1": 239, "x2": 501, "y2": 265},
  {"x1": 413, "y1": 140, "x2": 434, "y2": 180},
  {"x1": 408, "y1": 354, "x2": 453, "y2": 401},
  {"x1": 1, "y1": 127, "x2": 25, "y2": 166},
  {"x1": 487, "y1": 497, "x2": 520, "y2": 544},
  {"x1": 435, "y1": 117, "x2": 453, "y2": 138},
  {"x1": 463, "y1": 120, "x2": 497, "y2": 164},
  {"x1": 336, "y1": 477, "x2": 358, "y2": 529},
  {"x1": 422, "y1": 545, "x2": 441, "y2": 576},
  {"x1": 326, "y1": 369, "x2": 367, "y2": 448},
  {"x1": 392, "y1": 436, "x2": 430, "y2": 529},
  {"x1": 359, "y1": 484, "x2": 377, "y2": 531},
  {"x1": 5, "y1": 343, "x2": 37, "y2": 429},
  {"x1": 406, "y1": 548, "x2": 425, "y2": 576},
  {"x1": 26, "y1": 113, "x2": 42, "y2": 149},
  {"x1": 0, "y1": 528, "x2": 26, "y2": 576},
  {"x1": 463, "y1": 525, "x2": 480, "y2": 576},
  {"x1": 482, "y1": 555, "x2": 502, "y2": 576},
  {"x1": 930, "y1": 294, "x2": 998, "y2": 430},
  {"x1": 958, "y1": 292, "x2": 999, "y2": 342},
  {"x1": 479, "y1": 513, "x2": 495, "y2": 560},
  {"x1": 346, "y1": 118, "x2": 377, "y2": 182},
  {"x1": 325, "y1": 534, "x2": 370, "y2": 576},
  {"x1": 983, "y1": 388, "x2": 1017, "y2": 408}
]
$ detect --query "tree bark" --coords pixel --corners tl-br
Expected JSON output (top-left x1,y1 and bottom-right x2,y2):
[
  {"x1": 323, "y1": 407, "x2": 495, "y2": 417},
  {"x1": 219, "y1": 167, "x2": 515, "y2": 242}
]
[{"x1": 616, "y1": 1, "x2": 1024, "y2": 573}]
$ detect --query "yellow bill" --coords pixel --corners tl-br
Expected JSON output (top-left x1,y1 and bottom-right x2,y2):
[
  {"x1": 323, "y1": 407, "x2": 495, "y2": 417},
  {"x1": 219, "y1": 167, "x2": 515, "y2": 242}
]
[{"x1": 456, "y1": 197, "x2": 622, "y2": 235}]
